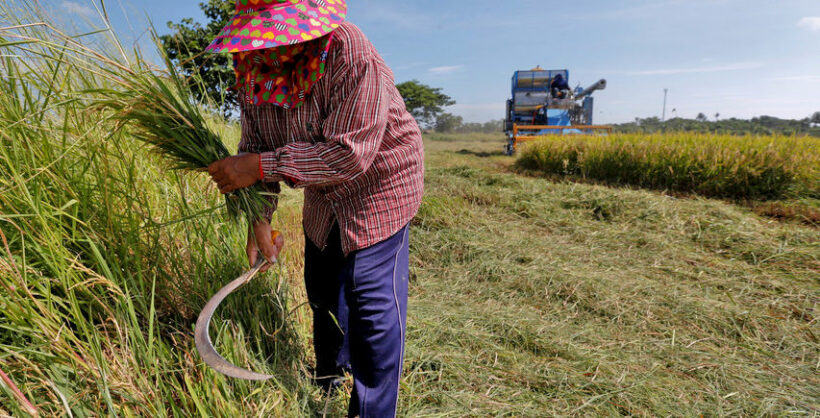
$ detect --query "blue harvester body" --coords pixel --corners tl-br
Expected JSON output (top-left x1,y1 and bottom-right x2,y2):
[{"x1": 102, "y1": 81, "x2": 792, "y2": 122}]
[{"x1": 503, "y1": 67, "x2": 608, "y2": 154}]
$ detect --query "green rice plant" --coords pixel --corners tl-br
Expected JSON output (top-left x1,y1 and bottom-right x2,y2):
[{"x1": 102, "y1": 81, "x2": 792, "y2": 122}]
[
  {"x1": 0, "y1": 2, "x2": 320, "y2": 416},
  {"x1": 0, "y1": 5, "x2": 269, "y2": 222},
  {"x1": 515, "y1": 133, "x2": 819, "y2": 200},
  {"x1": 4, "y1": 0, "x2": 816, "y2": 415}
]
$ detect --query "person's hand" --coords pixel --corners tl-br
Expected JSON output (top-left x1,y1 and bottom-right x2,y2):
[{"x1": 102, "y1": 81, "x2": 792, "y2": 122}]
[
  {"x1": 247, "y1": 219, "x2": 285, "y2": 272},
  {"x1": 207, "y1": 153, "x2": 261, "y2": 194}
]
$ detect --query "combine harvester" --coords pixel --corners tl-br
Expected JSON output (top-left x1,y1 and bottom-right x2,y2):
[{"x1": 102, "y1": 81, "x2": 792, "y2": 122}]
[{"x1": 504, "y1": 67, "x2": 611, "y2": 155}]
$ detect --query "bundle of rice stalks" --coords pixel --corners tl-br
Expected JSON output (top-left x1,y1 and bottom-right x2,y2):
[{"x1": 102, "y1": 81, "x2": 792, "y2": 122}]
[
  {"x1": 96, "y1": 56, "x2": 271, "y2": 222},
  {"x1": 1, "y1": 17, "x2": 270, "y2": 222}
]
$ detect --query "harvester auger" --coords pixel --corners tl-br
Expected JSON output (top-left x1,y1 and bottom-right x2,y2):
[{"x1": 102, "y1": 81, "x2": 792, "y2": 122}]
[{"x1": 504, "y1": 67, "x2": 611, "y2": 155}]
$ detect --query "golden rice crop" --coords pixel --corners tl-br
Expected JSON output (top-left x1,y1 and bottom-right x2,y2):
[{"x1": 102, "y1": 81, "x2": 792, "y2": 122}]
[{"x1": 515, "y1": 133, "x2": 819, "y2": 200}]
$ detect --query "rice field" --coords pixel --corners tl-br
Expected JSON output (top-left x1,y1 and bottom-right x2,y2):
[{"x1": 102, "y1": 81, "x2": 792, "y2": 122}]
[
  {"x1": 515, "y1": 133, "x2": 820, "y2": 200},
  {"x1": 2, "y1": 2, "x2": 819, "y2": 416}
]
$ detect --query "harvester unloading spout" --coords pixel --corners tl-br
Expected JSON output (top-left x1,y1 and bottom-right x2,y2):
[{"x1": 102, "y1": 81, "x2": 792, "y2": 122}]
[
  {"x1": 503, "y1": 68, "x2": 611, "y2": 155},
  {"x1": 576, "y1": 79, "x2": 607, "y2": 99}
]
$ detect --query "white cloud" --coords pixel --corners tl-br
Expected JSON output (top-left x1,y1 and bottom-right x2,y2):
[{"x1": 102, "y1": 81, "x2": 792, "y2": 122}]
[
  {"x1": 627, "y1": 62, "x2": 763, "y2": 76},
  {"x1": 61, "y1": 1, "x2": 96, "y2": 18},
  {"x1": 428, "y1": 65, "x2": 464, "y2": 75},
  {"x1": 797, "y1": 17, "x2": 820, "y2": 31},
  {"x1": 774, "y1": 75, "x2": 820, "y2": 82}
]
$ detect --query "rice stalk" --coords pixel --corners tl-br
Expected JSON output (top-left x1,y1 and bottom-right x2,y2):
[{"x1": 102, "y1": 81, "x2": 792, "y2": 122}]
[
  {"x1": 92, "y1": 55, "x2": 271, "y2": 222},
  {"x1": 1, "y1": 11, "x2": 271, "y2": 223},
  {"x1": 0, "y1": 2, "x2": 316, "y2": 415}
]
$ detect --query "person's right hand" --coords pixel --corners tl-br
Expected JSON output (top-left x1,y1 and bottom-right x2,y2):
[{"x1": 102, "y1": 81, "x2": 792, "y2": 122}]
[
  {"x1": 247, "y1": 219, "x2": 285, "y2": 272},
  {"x1": 207, "y1": 153, "x2": 261, "y2": 195}
]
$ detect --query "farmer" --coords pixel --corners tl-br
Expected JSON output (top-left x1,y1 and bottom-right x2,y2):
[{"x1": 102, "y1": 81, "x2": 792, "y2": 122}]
[
  {"x1": 551, "y1": 73, "x2": 570, "y2": 99},
  {"x1": 204, "y1": 1, "x2": 424, "y2": 416}
]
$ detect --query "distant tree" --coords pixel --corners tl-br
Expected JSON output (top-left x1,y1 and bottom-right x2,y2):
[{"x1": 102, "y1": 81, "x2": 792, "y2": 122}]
[
  {"x1": 481, "y1": 119, "x2": 503, "y2": 132},
  {"x1": 613, "y1": 114, "x2": 819, "y2": 137},
  {"x1": 160, "y1": 0, "x2": 237, "y2": 117},
  {"x1": 811, "y1": 111, "x2": 820, "y2": 124},
  {"x1": 396, "y1": 80, "x2": 455, "y2": 128},
  {"x1": 434, "y1": 113, "x2": 463, "y2": 133},
  {"x1": 715, "y1": 112, "x2": 720, "y2": 121},
  {"x1": 696, "y1": 113, "x2": 708, "y2": 122}
]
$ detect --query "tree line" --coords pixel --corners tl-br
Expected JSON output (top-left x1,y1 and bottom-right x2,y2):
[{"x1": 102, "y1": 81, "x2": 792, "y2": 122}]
[{"x1": 616, "y1": 114, "x2": 820, "y2": 137}]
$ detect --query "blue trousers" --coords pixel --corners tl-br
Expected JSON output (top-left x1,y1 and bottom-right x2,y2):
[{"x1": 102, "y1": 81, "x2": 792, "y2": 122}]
[{"x1": 304, "y1": 223, "x2": 410, "y2": 418}]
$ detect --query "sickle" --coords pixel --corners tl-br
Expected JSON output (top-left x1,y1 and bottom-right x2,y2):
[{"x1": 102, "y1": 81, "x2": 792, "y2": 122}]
[{"x1": 194, "y1": 257, "x2": 275, "y2": 381}]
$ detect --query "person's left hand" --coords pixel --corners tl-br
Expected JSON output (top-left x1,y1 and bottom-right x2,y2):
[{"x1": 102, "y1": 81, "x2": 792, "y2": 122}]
[{"x1": 207, "y1": 153, "x2": 261, "y2": 194}]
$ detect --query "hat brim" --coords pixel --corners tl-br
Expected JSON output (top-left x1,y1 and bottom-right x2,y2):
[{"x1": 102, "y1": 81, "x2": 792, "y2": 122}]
[{"x1": 205, "y1": 0, "x2": 347, "y2": 53}]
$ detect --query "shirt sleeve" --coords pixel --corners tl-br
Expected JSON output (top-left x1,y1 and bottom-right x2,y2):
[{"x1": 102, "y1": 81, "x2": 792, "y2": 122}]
[
  {"x1": 239, "y1": 99, "x2": 280, "y2": 221},
  {"x1": 258, "y1": 50, "x2": 391, "y2": 188}
]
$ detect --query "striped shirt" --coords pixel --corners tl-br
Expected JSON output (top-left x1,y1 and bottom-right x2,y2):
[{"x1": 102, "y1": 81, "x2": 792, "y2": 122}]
[{"x1": 238, "y1": 22, "x2": 424, "y2": 254}]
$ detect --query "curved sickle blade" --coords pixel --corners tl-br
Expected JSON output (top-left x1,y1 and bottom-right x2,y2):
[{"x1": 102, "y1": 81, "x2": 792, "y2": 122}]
[{"x1": 194, "y1": 258, "x2": 274, "y2": 381}]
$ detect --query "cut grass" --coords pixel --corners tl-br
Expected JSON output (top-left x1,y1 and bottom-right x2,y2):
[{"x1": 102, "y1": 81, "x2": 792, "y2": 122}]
[
  {"x1": 95, "y1": 64, "x2": 273, "y2": 222},
  {"x1": 402, "y1": 135, "x2": 818, "y2": 415},
  {"x1": 751, "y1": 200, "x2": 820, "y2": 227}
]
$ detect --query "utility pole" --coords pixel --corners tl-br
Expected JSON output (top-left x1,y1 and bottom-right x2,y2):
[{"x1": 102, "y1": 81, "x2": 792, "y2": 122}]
[{"x1": 662, "y1": 88, "x2": 668, "y2": 121}]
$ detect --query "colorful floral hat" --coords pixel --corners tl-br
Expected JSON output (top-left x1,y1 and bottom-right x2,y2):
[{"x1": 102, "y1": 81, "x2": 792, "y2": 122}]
[{"x1": 205, "y1": 0, "x2": 347, "y2": 53}]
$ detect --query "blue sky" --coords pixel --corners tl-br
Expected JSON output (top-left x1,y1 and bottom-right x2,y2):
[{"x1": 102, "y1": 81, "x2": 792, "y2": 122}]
[{"x1": 50, "y1": 0, "x2": 820, "y2": 123}]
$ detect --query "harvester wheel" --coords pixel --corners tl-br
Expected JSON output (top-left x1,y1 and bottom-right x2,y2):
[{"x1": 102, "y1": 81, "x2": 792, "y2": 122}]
[{"x1": 504, "y1": 141, "x2": 515, "y2": 156}]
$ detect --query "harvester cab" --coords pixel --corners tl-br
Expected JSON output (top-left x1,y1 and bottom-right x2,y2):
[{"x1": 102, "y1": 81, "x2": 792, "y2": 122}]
[{"x1": 504, "y1": 67, "x2": 610, "y2": 155}]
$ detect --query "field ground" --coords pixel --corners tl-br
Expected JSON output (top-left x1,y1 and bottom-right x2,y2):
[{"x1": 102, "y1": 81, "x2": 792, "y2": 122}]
[{"x1": 274, "y1": 134, "x2": 818, "y2": 415}]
